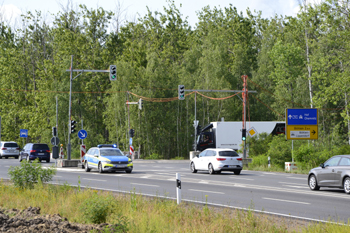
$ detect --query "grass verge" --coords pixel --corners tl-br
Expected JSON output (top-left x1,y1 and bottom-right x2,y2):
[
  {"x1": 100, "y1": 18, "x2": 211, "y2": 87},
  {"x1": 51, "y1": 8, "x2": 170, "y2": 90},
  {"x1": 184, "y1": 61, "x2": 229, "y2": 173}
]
[{"x1": 0, "y1": 179, "x2": 349, "y2": 232}]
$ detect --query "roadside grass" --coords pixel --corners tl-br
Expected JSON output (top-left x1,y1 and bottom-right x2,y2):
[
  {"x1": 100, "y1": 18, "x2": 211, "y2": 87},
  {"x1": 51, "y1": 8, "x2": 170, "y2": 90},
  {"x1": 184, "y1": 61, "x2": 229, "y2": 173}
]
[
  {"x1": 246, "y1": 164, "x2": 311, "y2": 174},
  {"x1": 0, "y1": 180, "x2": 349, "y2": 232}
]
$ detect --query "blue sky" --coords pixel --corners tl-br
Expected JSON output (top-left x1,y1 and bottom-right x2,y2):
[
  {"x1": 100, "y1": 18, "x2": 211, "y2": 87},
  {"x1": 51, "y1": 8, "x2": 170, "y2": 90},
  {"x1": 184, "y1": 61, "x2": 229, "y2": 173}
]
[{"x1": 1, "y1": 0, "x2": 308, "y2": 27}]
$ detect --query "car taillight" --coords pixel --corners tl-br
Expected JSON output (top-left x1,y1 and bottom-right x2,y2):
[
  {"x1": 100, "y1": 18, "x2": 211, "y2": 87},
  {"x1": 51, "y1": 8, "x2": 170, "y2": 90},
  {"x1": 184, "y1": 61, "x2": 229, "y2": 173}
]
[
  {"x1": 237, "y1": 158, "x2": 243, "y2": 161},
  {"x1": 1, "y1": 148, "x2": 6, "y2": 150},
  {"x1": 216, "y1": 158, "x2": 226, "y2": 161},
  {"x1": 46, "y1": 150, "x2": 50, "y2": 153},
  {"x1": 16, "y1": 148, "x2": 20, "y2": 150},
  {"x1": 30, "y1": 150, "x2": 36, "y2": 153}
]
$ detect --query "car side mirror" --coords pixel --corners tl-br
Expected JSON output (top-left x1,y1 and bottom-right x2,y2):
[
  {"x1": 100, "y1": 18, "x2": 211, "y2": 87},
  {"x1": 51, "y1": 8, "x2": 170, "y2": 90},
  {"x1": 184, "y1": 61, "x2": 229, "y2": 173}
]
[{"x1": 320, "y1": 163, "x2": 325, "y2": 168}]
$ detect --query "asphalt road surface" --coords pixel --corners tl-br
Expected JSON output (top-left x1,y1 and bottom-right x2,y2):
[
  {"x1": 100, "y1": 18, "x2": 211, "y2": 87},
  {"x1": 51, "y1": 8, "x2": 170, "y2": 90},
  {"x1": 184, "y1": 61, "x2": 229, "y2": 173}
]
[{"x1": 0, "y1": 159, "x2": 349, "y2": 224}]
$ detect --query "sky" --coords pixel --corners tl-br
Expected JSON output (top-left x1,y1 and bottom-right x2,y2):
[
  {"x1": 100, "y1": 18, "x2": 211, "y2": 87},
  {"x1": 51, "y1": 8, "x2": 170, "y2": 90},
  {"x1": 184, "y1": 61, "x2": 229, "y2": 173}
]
[{"x1": 0, "y1": 0, "x2": 309, "y2": 28}]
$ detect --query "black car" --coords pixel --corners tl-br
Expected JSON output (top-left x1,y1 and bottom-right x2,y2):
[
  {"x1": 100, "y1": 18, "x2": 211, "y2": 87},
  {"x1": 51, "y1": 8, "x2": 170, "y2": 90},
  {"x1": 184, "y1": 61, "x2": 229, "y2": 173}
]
[{"x1": 19, "y1": 143, "x2": 51, "y2": 163}]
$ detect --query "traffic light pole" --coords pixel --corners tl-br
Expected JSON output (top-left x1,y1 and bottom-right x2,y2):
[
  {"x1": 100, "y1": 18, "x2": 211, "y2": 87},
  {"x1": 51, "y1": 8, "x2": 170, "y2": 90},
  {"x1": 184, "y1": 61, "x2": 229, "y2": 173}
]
[{"x1": 66, "y1": 55, "x2": 112, "y2": 160}]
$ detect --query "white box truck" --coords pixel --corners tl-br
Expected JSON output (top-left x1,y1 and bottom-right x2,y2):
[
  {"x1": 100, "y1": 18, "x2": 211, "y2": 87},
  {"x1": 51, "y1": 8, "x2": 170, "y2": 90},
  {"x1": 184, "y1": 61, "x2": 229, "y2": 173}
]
[{"x1": 195, "y1": 121, "x2": 285, "y2": 152}]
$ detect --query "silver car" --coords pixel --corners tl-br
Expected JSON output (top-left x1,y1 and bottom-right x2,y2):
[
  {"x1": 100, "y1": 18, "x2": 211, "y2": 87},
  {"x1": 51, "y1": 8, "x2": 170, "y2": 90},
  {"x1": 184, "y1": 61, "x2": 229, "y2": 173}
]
[
  {"x1": 190, "y1": 148, "x2": 243, "y2": 175},
  {"x1": 308, "y1": 155, "x2": 350, "y2": 194},
  {"x1": 0, "y1": 141, "x2": 20, "y2": 159}
]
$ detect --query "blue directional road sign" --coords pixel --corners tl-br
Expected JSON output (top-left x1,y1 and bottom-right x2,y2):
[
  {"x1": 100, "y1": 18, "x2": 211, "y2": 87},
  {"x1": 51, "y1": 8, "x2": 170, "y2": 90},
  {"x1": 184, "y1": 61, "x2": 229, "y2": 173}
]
[
  {"x1": 129, "y1": 137, "x2": 133, "y2": 146},
  {"x1": 78, "y1": 129, "x2": 88, "y2": 140},
  {"x1": 286, "y1": 108, "x2": 318, "y2": 125},
  {"x1": 20, "y1": 129, "x2": 28, "y2": 138}
]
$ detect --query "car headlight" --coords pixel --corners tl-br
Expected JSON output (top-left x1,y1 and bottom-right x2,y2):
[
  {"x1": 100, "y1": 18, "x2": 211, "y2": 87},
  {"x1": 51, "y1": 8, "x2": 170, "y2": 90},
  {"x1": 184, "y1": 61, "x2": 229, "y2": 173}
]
[{"x1": 128, "y1": 160, "x2": 133, "y2": 164}]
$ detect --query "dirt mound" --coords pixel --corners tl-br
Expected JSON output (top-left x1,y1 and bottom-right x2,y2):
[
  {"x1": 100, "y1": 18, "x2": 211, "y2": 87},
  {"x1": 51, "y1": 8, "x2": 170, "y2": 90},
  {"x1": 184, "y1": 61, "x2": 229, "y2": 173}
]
[{"x1": 0, "y1": 207, "x2": 121, "y2": 232}]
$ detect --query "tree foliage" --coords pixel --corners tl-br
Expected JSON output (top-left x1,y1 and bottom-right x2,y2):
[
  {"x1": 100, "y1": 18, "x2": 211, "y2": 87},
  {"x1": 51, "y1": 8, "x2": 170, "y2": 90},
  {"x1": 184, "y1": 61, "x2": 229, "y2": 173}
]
[{"x1": 1, "y1": 1, "x2": 350, "y2": 159}]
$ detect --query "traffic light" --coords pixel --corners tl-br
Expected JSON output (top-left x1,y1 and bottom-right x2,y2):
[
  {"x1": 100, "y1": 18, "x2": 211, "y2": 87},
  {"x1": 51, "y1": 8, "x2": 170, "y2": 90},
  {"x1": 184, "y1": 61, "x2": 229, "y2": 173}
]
[
  {"x1": 109, "y1": 65, "x2": 117, "y2": 81},
  {"x1": 138, "y1": 98, "x2": 143, "y2": 110},
  {"x1": 178, "y1": 85, "x2": 185, "y2": 100},
  {"x1": 52, "y1": 127, "x2": 57, "y2": 137},
  {"x1": 197, "y1": 125, "x2": 202, "y2": 135},
  {"x1": 242, "y1": 129, "x2": 246, "y2": 141},
  {"x1": 71, "y1": 120, "x2": 77, "y2": 133},
  {"x1": 129, "y1": 128, "x2": 135, "y2": 138}
]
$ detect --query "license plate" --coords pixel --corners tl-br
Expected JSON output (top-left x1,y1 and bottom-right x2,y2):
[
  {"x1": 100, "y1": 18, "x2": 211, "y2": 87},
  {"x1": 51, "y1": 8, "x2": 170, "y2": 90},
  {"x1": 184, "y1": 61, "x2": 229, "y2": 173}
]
[
  {"x1": 229, "y1": 165, "x2": 236, "y2": 168},
  {"x1": 38, "y1": 153, "x2": 44, "y2": 155},
  {"x1": 115, "y1": 165, "x2": 126, "y2": 168}
]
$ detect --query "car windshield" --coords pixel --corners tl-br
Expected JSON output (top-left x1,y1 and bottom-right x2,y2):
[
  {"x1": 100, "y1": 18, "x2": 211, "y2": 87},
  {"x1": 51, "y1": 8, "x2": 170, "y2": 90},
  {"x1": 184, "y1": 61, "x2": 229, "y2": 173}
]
[
  {"x1": 100, "y1": 149, "x2": 124, "y2": 156},
  {"x1": 3, "y1": 143, "x2": 18, "y2": 147},
  {"x1": 33, "y1": 144, "x2": 49, "y2": 150},
  {"x1": 219, "y1": 151, "x2": 239, "y2": 157}
]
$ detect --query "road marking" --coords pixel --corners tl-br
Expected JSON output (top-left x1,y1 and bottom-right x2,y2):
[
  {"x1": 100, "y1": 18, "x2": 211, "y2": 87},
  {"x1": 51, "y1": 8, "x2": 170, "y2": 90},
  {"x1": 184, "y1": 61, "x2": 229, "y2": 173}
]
[
  {"x1": 83, "y1": 178, "x2": 107, "y2": 182},
  {"x1": 283, "y1": 185, "x2": 306, "y2": 189},
  {"x1": 165, "y1": 167, "x2": 174, "y2": 168},
  {"x1": 140, "y1": 176, "x2": 150, "y2": 178},
  {"x1": 54, "y1": 176, "x2": 62, "y2": 178},
  {"x1": 189, "y1": 189, "x2": 225, "y2": 194},
  {"x1": 131, "y1": 183, "x2": 159, "y2": 187},
  {"x1": 279, "y1": 181, "x2": 305, "y2": 186},
  {"x1": 229, "y1": 177, "x2": 254, "y2": 181},
  {"x1": 263, "y1": 197, "x2": 310, "y2": 205},
  {"x1": 287, "y1": 177, "x2": 306, "y2": 180},
  {"x1": 199, "y1": 180, "x2": 209, "y2": 184}
]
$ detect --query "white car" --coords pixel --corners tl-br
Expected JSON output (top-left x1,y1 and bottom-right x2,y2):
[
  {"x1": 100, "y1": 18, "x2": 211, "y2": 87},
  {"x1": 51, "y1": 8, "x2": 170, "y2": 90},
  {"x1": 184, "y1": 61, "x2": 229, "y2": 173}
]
[
  {"x1": 190, "y1": 148, "x2": 243, "y2": 175},
  {"x1": 0, "y1": 141, "x2": 20, "y2": 159}
]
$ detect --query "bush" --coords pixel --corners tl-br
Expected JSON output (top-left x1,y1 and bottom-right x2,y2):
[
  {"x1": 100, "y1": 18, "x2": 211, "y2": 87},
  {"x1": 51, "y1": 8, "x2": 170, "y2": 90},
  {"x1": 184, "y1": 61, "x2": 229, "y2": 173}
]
[
  {"x1": 8, "y1": 159, "x2": 56, "y2": 189},
  {"x1": 250, "y1": 154, "x2": 268, "y2": 167},
  {"x1": 145, "y1": 153, "x2": 163, "y2": 160},
  {"x1": 247, "y1": 132, "x2": 273, "y2": 157},
  {"x1": 266, "y1": 134, "x2": 292, "y2": 169},
  {"x1": 80, "y1": 192, "x2": 116, "y2": 224}
]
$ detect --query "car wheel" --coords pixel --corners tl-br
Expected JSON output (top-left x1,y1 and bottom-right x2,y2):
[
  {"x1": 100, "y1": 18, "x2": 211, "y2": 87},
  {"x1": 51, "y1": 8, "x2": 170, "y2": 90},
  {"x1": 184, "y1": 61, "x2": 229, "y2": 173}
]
[
  {"x1": 5, "y1": 157, "x2": 8, "y2": 159},
  {"x1": 190, "y1": 162, "x2": 197, "y2": 173},
  {"x1": 309, "y1": 174, "x2": 320, "y2": 191},
  {"x1": 85, "y1": 161, "x2": 91, "y2": 172},
  {"x1": 98, "y1": 163, "x2": 104, "y2": 173},
  {"x1": 46, "y1": 159, "x2": 50, "y2": 163},
  {"x1": 344, "y1": 177, "x2": 350, "y2": 194},
  {"x1": 208, "y1": 164, "x2": 215, "y2": 175}
]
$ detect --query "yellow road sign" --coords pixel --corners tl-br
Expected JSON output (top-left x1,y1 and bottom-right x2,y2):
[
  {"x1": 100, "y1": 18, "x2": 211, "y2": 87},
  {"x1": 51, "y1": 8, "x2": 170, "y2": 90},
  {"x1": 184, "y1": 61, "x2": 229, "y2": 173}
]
[{"x1": 286, "y1": 125, "x2": 318, "y2": 140}]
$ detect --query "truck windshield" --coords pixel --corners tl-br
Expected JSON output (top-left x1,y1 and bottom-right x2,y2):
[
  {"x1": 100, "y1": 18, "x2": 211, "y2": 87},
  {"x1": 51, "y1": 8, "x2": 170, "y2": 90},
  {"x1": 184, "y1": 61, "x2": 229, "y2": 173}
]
[{"x1": 219, "y1": 151, "x2": 239, "y2": 157}]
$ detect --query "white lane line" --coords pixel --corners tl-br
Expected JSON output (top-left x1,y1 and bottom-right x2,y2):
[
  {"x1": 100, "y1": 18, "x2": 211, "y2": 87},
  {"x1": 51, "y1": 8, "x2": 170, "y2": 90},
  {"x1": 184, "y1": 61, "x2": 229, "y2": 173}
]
[
  {"x1": 164, "y1": 167, "x2": 174, "y2": 168},
  {"x1": 189, "y1": 189, "x2": 225, "y2": 194},
  {"x1": 287, "y1": 177, "x2": 307, "y2": 180},
  {"x1": 83, "y1": 178, "x2": 107, "y2": 182},
  {"x1": 283, "y1": 185, "x2": 306, "y2": 189},
  {"x1": 199, "y1": 180, "x2": 209, "y2": 184},
  {"x1": 131, "y1": 183, "x2": 159, "y2": 187},
  {"x1": 263, "y1": 197, "x2": 310, "y2": 205},
  {"x1": 229, "y1": 177, "x2": 254, "y2": 181},
  {"x1": 279, "y1": 181, "x2": 305, "y2": 186}
]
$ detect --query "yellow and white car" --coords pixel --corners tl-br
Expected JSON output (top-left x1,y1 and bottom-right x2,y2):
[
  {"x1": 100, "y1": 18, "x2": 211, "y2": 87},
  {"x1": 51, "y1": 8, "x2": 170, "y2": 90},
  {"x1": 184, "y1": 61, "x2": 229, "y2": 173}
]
[{"x1": 84, "y1": 144, "x2": 133, "y2": 173}]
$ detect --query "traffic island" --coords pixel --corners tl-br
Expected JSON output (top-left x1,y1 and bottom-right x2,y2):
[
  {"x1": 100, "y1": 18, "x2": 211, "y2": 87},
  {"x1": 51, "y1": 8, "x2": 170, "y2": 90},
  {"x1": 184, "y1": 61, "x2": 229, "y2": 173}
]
[{"x1": 56, "y1": 159, "x2": 80, "y2": 167}]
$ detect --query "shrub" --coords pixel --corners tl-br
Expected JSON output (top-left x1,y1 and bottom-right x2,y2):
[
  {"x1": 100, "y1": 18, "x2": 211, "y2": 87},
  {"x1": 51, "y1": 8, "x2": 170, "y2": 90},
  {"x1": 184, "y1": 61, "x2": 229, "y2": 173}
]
[
  {"x1": 8, "y1": 159, "x2": 56, "y2": 189},
  {"x1": 247, "y1": 132, "x2": 273, "y2": 157},
  {"x1": 145, "y1": 153, "x2": 163, "y2": 160},
  {"x1": 266, "y1": 134, "x2": 292, "y2": 169},
  {"x1": 80, "y1": 192, "x2": 115, "y2": 224}
]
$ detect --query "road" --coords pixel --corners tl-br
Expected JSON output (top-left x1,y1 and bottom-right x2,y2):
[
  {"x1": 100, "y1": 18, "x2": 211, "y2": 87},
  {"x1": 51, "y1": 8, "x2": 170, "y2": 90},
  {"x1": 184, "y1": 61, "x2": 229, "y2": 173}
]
[{"x1": 0, "y1": 159, "x2": 349, "y2": 223}]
